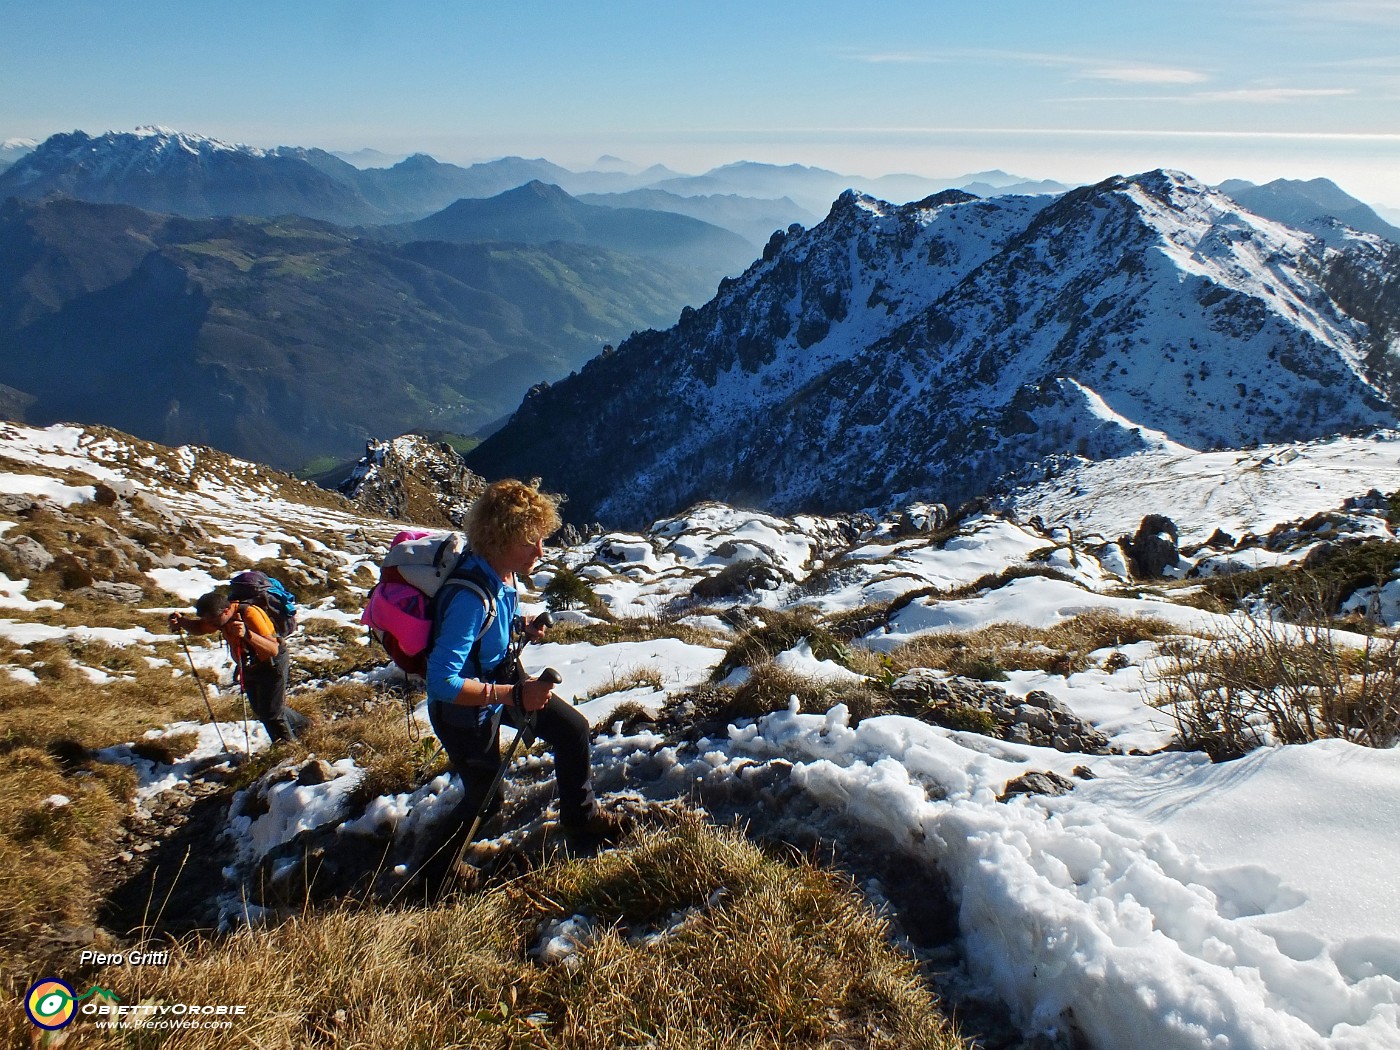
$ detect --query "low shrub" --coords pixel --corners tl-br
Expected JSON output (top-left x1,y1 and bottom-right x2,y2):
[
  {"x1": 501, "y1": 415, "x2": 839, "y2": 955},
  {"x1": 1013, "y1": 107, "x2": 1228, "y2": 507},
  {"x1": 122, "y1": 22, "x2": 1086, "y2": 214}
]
[
  {"x1": 1149, "y1": 616, "x2": 1400, "y2": 758},
  {"x1": 1201, "y1": 547, "x2": 1400, "y2": 621},
  {"x1": 712, "y1": 608, "x2": 853, "y2": 682},
  {"x1": 544, "y1": 565, "x2": 612, "y2": 618}
]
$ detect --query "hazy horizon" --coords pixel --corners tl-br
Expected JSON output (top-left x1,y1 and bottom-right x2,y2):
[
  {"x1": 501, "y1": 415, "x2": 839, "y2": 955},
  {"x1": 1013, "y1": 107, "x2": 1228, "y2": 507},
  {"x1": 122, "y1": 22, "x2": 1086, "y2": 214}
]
[{"x1": 5, "y1": 1, "x2": 1398, "y2": 209}]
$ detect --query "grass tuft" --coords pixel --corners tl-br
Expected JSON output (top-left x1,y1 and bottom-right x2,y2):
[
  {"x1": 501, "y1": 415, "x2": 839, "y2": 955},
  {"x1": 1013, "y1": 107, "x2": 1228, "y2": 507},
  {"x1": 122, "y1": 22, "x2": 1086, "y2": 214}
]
[
  {"x1": 711, "y1": 608, "x2": 854, "y2": 683},
  {"x1": 1149, "y1": 615, "x2": 1400, "y2": 758},
  {"x1": 890, "y1": 612, "x2": 1176, "y2": 680}
]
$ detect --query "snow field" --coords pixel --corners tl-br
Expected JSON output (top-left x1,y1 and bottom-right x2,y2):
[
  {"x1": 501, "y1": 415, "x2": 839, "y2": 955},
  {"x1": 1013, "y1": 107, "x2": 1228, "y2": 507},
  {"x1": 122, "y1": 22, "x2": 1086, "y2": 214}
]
[{"x1": 4, "y1": 422, "x2": 1400, "y2": 1047}]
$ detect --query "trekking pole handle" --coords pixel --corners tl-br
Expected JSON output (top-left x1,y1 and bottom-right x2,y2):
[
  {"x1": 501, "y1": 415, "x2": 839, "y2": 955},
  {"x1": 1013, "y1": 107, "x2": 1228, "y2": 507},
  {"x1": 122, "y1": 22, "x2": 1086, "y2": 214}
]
[{"x1": 541, "y1": 667, "x2": 562, "y2": 684}]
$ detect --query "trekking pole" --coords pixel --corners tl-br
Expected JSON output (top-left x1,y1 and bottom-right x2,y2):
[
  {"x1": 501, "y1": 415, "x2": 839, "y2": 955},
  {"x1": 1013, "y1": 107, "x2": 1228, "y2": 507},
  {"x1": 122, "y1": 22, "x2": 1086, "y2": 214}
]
[
  {"x1": 500, "y1": 610, "x2": 555, "y2": 684},
  {"x1": 237, "y1": 678, "x2": 252, "y2": 759},
  {"x1": 176, "y1": 626, "x2": 230, "y2": 754},
  {"x1": 461, "y1": 666, "x2": 561, "y2": 847},
  {"x1": 445, "y1": 610, "x2": 558, "y2": 882}
]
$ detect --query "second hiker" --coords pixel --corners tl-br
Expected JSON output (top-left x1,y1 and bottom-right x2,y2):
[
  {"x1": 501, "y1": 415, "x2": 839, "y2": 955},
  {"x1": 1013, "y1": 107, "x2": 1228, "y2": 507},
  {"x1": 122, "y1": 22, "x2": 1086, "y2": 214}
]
[{"x1": 170, "y1": 590, "x2": 307, "y2": 744}]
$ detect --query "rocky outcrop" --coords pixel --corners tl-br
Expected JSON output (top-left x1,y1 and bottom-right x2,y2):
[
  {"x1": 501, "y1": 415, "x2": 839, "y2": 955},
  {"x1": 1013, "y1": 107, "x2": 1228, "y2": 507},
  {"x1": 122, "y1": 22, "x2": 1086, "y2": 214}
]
[
  {"x1": 1122, "y1": 514, "x2": 1181, "y2": 578},
  {"x1": 892, "y1": 671, "x2": 1112, "y2": 754},
  {"x1": 998, "y1": 770, "x2": 1078, "y2": 802},
  {"x1": 896, "y1": 503, "x2": 949, "y2": 536},
  {"x1": 339, "y1": 435, "x2": 486, "y2": 528}
]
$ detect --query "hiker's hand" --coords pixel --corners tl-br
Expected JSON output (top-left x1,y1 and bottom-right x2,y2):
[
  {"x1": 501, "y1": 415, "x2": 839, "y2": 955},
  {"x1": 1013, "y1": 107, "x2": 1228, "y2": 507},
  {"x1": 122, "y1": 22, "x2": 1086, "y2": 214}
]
[
  {"x1": 524, "y1": 610, "x2": 554, "y2": 644},
  {"x1": 518, "y1": 675, "x2": 553, "y2": 712},
  {"x1": 168, "y1": 613, "x2": 183, "y2": 631}
]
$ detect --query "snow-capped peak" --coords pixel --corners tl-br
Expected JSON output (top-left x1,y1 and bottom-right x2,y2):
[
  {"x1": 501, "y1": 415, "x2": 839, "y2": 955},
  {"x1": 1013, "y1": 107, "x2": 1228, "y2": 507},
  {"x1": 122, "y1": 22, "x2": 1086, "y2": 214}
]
[{"x1": 129, "y1": 125, "x2": 266, "y2": 157}]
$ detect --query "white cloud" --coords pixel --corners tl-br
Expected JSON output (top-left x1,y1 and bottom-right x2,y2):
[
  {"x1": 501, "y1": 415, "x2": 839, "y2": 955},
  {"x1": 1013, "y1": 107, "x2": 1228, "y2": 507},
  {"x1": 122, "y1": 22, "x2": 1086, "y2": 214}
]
[
  {"x1": 848, "y1": 47, "x2": 1074, "y2": 67},
  {"x1": 853, "y1": 51, "x2": 948, "y2": 65},
  {"x1": 1052, "y1": 86, "x2": 1358, "y2": 105},
  {"x1": 1083, "y1": 66, "x2": 1210, "y2": 85},
  {"x1": 851, "y1": 50, "x2": 1212, "y2": 87},
  {"x1": 1194, "y1": 87, "x2": 1357, "y2": 102}
]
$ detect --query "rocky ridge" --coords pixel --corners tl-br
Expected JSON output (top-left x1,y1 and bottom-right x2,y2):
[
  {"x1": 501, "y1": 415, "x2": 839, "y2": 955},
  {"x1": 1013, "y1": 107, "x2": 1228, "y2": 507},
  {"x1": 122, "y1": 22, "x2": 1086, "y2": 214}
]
[
  {"x1": 337, "y1": 434, "x2": 486, "y2": 528},
  {"x1": 470, "y1": 170, "x2": 1400, "y2": 527}
]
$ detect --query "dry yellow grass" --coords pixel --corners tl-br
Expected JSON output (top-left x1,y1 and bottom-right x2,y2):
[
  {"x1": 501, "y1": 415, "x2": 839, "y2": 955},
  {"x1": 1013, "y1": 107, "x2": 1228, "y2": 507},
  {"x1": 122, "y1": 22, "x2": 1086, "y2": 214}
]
[
  {"x1": 890, "y1": 610, "x2": 1177, "y2": 680},
  {"x1": 13, "y1": 818, "x2": 968, "y2": 1050},
  {"x1": 1150, "y1": 618, "x2": 1400, "y2": 757},
  {"x1": 0, "y1": 606, "x2": 386, "y2": 975}
]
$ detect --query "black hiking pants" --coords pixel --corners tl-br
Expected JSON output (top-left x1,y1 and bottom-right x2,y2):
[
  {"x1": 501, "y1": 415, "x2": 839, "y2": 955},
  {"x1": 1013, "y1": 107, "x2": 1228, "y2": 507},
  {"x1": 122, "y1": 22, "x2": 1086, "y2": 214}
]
[
  {"x1": 428, "y1": 694, "x2": 596, "y2": 841},
  {"x1": 241, "y1": 645, "x2": 307, "y2": 743}
]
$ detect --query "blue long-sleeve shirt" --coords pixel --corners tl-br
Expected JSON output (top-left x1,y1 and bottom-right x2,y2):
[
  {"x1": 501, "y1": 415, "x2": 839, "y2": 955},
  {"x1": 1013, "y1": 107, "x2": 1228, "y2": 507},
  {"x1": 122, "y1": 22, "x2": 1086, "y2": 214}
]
[{"x1": 425, "y1": 554, "x2": 517, "y2": 708}]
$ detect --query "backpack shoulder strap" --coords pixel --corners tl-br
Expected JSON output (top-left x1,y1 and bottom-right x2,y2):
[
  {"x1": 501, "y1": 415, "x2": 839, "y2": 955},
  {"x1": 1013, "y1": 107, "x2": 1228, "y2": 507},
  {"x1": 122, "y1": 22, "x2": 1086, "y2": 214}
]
[{"x1": 430, "y1": 565, "x2": 499, "y2": 679}]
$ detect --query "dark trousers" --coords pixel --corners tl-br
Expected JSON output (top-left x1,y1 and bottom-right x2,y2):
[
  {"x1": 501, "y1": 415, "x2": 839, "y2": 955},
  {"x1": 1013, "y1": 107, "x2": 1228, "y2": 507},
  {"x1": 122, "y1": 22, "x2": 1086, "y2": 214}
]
[
  {"x1": 428, "y1": 695, "x2": 596, "y2": 836},
  {"x1": 241, "y1": 645, "x2": 306, "y2": 743}
]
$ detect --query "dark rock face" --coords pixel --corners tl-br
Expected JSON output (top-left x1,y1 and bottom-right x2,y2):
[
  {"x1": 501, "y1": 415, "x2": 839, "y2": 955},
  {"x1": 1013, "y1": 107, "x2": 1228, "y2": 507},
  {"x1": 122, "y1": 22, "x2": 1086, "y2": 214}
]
[{"x1": 1124, "y1": 514, "x2": 1182, "y2": 578}]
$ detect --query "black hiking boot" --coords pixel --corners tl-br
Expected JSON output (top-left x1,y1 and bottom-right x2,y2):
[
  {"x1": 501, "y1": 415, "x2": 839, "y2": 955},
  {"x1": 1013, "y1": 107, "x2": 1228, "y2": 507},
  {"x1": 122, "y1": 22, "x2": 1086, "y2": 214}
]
[{"x1": 561, "y1": 808, "x2": 629, "y2": 854}]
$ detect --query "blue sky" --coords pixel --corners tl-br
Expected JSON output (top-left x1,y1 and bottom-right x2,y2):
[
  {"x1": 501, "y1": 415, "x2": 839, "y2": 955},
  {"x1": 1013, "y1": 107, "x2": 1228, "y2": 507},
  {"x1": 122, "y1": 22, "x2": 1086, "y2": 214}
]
[{"x1": 5, "y1": 0, "x2": 1400, "y2": 206}]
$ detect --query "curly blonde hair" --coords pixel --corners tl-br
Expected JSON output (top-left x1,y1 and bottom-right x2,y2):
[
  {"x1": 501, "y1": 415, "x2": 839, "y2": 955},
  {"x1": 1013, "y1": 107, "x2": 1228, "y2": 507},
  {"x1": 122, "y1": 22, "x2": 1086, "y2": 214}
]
[{"x1": 466, "y1": 479, "x2": 562, "y2": 560}]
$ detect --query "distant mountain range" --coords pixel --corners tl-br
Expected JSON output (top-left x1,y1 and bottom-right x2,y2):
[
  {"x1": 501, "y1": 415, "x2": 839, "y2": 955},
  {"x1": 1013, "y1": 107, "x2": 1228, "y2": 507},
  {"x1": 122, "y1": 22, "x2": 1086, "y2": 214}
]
[
  {"x1": 468, "y1": 171, "x2": 1400, "y2": 527},
  {"x1": 1216, "y1": 177, "x2": 1400, "y2": 246},
  {"x1": 0, "y1": 196, "x2": 719, "y2": 470},
  {"x1": 0, "y1": 127, "x2": 1068, "y2": 236},
  {"x1": 577, "y1": 189, "x2": 820, "y2": 251},
  {"x1": 5, "y1": 125, "x2": 1400, "y2": 504},
  {"x1": 382, "y1": 181, "x2": 757, "y2": 276},
  {"x1": 649, "y1": 162, "x2": 1070, "y2": 214}
]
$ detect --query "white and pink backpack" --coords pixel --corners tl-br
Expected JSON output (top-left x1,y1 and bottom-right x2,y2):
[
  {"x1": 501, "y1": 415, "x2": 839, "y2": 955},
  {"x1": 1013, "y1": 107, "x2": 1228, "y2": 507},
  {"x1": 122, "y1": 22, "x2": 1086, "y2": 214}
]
[{"x1": 360, "y1": 529, "x2": 495, "y2": 678}]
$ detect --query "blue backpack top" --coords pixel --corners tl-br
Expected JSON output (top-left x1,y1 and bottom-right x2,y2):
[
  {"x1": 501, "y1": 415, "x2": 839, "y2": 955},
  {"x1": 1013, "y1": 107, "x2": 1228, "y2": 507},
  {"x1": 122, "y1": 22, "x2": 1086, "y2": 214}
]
[{"x1": 228, "y1": 570, "x2": 298, "y2": 636}]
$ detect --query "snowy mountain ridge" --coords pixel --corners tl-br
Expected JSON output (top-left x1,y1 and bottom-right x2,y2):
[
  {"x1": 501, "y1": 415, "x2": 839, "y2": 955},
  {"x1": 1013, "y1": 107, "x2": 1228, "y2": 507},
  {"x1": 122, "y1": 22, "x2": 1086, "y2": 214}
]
[
  {"x1": 470, "y1": 169, "x2": 1400, "y2": 527},
  {"x1": 3, "y1": 126, "x2": 272, "y2": 186}
]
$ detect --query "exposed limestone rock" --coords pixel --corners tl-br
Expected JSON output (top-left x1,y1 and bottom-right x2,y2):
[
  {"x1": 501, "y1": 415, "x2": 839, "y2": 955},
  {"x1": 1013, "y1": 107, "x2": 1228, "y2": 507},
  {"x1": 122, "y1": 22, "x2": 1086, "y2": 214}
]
[
  {"x1": 2, "y1": 534, "x2": 55, "y2": 574},
  {"x1": 896, "y1": 503, "x2": 949, "y2": 535},
  {"x1": 0, "y1": 493, "x2": 39, "y2": 515},
  {"x1": 296, "y1": 759, "x2": 335, "y2": 786},
  {"x1": 998, "y1": 770, "x2": 1077, "y2": 802},
  {"x1": 891, "y1": 670, "x2": 1112, "y2": 754},
  {"x1": 80, "y1": 581, "x2": 146, "y2": 604}
]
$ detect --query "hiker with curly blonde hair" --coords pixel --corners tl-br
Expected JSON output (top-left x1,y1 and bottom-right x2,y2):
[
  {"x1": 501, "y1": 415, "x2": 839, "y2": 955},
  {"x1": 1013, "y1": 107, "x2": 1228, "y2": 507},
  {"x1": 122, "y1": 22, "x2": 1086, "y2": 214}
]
[{"x1": 419, "y1": 479, "x2": 624, "y2": 889}]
